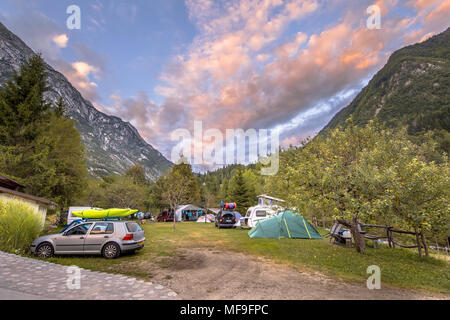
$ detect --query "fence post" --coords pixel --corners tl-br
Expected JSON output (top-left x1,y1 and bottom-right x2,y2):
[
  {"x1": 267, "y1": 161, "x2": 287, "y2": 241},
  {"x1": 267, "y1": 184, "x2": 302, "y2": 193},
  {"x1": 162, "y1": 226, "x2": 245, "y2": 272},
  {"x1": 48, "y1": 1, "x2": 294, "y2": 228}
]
[
  {"x1": 414, "y1": 227, "x2": 422, "y2": 257},
  {"x1": 387, "y1": 228, "x2": 392, "y2": 248},
  {"x1": 312, "y1": 217, "x2": 318, "y2": 228}
]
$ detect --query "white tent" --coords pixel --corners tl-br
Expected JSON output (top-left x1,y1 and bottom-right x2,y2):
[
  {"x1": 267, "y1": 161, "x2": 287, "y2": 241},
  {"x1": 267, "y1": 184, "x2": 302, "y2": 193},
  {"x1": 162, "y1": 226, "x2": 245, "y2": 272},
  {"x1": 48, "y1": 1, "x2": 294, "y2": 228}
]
[
  {"x1": 175, "y1": 204, "x2": 206, "y2": 222},
  {"x1": 196, "y1": 214, "x2": 216, "y2": 223}
]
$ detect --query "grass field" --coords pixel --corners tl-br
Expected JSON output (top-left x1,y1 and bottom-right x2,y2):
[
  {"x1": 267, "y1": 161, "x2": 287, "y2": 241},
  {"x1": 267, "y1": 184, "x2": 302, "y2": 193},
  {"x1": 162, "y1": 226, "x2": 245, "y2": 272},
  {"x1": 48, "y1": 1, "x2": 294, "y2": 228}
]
[{"x1": 41, "y1": 222, "x2": 450, "y2": 294}]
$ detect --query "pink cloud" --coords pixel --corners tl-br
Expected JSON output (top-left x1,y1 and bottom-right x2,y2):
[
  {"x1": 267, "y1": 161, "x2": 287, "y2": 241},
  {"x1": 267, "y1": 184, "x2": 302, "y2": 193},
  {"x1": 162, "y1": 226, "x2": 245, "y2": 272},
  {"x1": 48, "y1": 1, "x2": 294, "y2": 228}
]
[{"x1": 104, "y1": 0, "x2": 450, "y2": 163}]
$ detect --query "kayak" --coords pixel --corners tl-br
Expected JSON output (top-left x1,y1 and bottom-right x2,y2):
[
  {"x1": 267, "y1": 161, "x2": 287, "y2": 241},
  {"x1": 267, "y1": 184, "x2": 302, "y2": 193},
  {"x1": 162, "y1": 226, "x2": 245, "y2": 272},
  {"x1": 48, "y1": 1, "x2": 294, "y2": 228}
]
[{"x1": 72, "y1": 208, "x2": 138, "y2": 218}]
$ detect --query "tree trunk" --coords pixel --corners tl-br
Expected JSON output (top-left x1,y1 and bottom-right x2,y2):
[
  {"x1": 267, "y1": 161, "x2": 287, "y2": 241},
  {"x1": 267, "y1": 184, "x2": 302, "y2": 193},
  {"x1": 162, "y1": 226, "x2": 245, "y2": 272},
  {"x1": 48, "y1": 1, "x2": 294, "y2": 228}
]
[
  {"x1": 420, "y1": 231, "x2": 429, "y2": 257},
  {"x1": 414, "y1": 227, "x2": 422, "y2": 257},
  {"x1": 351, "y1": 218, "x2": 366, "y2": 254},
  {"x1": 173, "y1": 208, "x2": 176, "y2": 231},
  {"x1": 322, "y1": 217, "x2": 325, "y2": 228}
]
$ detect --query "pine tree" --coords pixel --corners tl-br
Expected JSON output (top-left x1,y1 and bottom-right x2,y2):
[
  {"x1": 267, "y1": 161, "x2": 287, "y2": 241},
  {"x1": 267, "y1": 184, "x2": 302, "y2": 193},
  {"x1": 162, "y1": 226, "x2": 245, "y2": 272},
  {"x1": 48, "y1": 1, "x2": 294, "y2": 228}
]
[
  {"x1": 0, "y1": 54, "x2": 51, "y2": 146},
  {"x1": 0, "y1": 55, "x2": 87, "y2": 207},
  {"x1": 0, "y1": 54, "x2": 53, "y2": 191},
  {"x1": 53, "y1": 97, "x2": 66, "y2": 118},
  {"x1": 228, "y1": 169, "x2": 253, "y2": 214}
]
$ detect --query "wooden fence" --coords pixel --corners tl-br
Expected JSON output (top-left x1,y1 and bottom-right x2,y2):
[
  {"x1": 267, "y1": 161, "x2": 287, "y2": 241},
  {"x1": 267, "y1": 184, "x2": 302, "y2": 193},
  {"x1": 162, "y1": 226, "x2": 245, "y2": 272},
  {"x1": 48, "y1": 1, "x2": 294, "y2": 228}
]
[{"x1": 311, "y1": 217, "x2": 449, "y2": 257}]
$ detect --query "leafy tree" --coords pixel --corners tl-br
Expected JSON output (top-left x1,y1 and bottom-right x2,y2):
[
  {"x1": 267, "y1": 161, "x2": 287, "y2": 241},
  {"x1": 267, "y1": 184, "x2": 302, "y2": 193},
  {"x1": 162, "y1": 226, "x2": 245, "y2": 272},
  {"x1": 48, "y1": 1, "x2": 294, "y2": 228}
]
[
  {"x1": 125, "y1": 163, "x2": 148, "y2": 186},
  {"x1": 100, "y1": 175, "x2": 147, "y2": 210},
  {"x1": 170, "y1": 161, "x2": 200, "y2": 204},
  {"x1": 148, "y1": 178, "x2": 166, "y2": 212},
  {"x1": 266, "y1": 119, "x2": 448, "y2": 255},
  {"x1": 42, "y1": 111, "x2": 87, "y2": 208},
  {"x1": 162, "y1": 165, "x2": 194, "y2": 231},
  {"x1": 81, "y1": 175, "x2": 147, "y2": 210}
]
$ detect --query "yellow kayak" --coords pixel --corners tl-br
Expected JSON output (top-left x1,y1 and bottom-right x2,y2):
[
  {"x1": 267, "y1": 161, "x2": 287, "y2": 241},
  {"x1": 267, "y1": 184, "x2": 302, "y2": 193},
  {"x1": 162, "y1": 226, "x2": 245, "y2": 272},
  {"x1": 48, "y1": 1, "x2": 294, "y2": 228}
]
[{"x1": 72, "y1": 208, "x2": 138, "y2": 218}]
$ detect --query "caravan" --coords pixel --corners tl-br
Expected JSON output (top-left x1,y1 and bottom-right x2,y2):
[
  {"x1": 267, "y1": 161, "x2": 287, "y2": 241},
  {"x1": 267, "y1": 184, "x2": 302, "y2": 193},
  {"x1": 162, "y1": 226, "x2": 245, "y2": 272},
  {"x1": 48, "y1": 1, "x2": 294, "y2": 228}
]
[{"x1": 242, "y1": 195, "x2": 285, "y2": 228}]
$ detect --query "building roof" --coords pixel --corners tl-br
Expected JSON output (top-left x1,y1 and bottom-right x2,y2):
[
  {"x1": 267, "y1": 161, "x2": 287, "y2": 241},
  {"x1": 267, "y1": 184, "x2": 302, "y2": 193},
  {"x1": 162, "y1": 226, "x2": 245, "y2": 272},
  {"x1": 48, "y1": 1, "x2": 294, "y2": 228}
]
[
  {"x1": 0, "y1": 186, "x2": 57, "y2": 207},
  {"x1": 176, "y1": 204, "x2": 205, "y2": 212},
  {"x1": 257, "y1": 194, "x2": 286, "y2": 203},
  {"x1": 0, "y1": 175, "x2": 25, "y2": 190},
  {"x1": 207, "y1": 208, "x2": 220, "y2": 214}
]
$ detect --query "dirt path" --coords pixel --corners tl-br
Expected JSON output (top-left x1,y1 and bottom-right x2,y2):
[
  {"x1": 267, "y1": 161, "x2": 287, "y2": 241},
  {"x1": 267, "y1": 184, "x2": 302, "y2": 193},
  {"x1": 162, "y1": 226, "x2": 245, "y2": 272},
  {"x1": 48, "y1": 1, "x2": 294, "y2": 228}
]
[{"x1": 120, "y1": 248, "x2": 448, "y2": 300}]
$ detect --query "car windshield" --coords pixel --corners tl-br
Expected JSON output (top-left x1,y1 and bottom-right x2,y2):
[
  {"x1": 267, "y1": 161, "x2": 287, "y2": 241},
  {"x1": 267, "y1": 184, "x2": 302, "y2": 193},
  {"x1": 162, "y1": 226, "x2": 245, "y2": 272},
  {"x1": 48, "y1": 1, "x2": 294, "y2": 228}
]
[{"x1": 65, "y1": 223, "x2": 93, "y2": 236}]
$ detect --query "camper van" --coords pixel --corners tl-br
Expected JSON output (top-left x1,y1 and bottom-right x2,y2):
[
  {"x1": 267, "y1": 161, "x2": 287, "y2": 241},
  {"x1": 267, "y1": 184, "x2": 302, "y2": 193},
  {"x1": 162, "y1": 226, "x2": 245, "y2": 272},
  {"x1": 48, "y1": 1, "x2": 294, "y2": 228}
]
[{"x1": 242, "y1": 195, "x2": 285, "y2": 228}]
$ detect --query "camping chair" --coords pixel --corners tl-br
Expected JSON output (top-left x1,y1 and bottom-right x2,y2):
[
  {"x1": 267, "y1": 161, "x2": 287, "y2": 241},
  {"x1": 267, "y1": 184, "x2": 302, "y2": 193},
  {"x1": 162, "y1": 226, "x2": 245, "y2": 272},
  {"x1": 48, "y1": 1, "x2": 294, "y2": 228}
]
[{"x1": 324, "y1": 222, "x2": 346, "y2": 244}]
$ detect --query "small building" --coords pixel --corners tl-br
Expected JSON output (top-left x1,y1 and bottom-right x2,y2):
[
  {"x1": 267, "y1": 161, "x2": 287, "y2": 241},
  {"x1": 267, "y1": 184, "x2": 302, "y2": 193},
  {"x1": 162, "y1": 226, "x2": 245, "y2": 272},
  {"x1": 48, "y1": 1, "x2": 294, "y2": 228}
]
[{"x1": 0, "y1": 175, "x2": 57, "y2": 227}]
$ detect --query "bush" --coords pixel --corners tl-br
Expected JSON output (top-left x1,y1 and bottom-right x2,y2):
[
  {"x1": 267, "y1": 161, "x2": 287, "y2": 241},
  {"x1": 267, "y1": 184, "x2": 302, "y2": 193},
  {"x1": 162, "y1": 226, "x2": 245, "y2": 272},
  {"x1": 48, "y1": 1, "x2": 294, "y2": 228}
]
[{"x1": 0, "y1": 199, "x2": 43, "y2": 253}]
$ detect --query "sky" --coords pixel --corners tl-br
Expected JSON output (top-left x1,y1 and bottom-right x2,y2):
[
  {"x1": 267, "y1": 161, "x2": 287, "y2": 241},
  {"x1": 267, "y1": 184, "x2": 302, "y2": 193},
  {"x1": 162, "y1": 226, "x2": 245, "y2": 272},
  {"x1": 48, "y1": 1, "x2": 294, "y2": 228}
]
[{"x1": 0, "y1": 0, "x2": 448, "y2": 171}]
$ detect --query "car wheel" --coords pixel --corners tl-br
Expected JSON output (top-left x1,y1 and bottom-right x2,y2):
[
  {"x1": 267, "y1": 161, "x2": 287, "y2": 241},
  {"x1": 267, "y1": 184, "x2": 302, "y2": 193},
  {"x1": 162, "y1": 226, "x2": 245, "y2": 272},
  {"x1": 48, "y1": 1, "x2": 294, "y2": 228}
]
[
  {"x1": 36, "y1": 242, "x2": 54, "y2": 259},
  {"x1": 102, "y1": 242, "x2": 120, "y2": 259}
]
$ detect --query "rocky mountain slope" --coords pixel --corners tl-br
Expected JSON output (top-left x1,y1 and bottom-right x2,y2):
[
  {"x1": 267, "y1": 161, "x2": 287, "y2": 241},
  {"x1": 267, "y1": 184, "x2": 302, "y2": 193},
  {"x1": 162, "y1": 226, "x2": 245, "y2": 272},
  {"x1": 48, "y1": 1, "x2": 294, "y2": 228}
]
[
  {"x1": 324, "y1": 28, "x2": 449, "y2": 135},
  {"x1": 0, "y1": 22, "x2": 172, "y2": 180}
]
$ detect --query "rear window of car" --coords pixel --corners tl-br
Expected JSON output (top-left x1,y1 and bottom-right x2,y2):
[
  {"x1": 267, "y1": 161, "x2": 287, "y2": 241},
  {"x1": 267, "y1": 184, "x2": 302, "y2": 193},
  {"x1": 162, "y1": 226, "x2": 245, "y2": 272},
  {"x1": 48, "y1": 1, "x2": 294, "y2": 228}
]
[{"x1": 126, "y1": 222, "x2": 142, "y2": 232}]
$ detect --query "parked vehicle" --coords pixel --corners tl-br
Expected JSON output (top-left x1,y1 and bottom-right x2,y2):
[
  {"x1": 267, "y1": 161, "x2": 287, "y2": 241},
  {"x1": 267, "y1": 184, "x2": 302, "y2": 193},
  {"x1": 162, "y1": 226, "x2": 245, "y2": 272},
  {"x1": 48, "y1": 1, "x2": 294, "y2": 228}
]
[
  {"x1": 144, "y1": 212, "x2": 152, "y2": 219},
  {"x1": 215, "y1": 211, "x2": 238, "y2": 229},
  {"x1": 30, "y1": 220, "x2": 145, "y2": 259},
  {"x1": 242, "y1": 206, "x2": 278, "y2": 228},
  {"x1": 157, "y1": 210, "x2": 174, "y2": 222}
]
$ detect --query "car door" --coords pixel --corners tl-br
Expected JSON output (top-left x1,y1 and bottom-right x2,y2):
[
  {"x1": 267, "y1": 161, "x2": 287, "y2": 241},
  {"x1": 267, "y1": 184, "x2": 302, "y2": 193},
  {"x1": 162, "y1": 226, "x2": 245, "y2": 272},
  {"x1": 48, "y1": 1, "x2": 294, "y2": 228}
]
[
  {"x1": 54, "y1": 223, "x2": 93, "y2": 254},
  {"x1": 83, "y1": 222, "x2": 115, "y2": 254}
]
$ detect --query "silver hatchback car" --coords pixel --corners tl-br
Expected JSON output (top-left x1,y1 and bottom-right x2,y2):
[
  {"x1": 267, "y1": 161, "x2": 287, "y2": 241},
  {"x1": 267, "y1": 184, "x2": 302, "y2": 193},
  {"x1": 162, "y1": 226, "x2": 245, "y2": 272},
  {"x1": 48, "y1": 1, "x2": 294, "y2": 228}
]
[{"x1": 30, "y1": 220, "x2": 145, "y2": 259}]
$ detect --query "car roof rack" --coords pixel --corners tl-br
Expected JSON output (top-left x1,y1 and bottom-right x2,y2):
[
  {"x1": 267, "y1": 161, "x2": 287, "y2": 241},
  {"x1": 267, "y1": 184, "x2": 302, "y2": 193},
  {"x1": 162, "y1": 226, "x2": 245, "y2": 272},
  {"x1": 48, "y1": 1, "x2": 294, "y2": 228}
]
[{"x1": 83, "y1": 217, "x2": 123, "y2": 221}]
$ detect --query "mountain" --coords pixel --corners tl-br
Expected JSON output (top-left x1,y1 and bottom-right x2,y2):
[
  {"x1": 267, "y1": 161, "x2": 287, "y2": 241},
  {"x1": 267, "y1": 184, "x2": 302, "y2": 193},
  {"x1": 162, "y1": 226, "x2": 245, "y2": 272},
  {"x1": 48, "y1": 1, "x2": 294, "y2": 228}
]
[
  {"x1": 0, "y1": 22, "x2": 172, "y2": 180},
  {"x1": 324, "y1": 28, "x2": 450, "y2": 135}
]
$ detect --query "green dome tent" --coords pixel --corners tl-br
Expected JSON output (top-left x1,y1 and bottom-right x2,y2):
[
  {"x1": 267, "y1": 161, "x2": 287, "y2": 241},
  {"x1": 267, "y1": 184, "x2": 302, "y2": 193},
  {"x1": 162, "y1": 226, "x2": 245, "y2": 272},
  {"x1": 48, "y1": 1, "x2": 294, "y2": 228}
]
[{"x1": 248, "y1": 210, "x2": 322, "y2": 239}]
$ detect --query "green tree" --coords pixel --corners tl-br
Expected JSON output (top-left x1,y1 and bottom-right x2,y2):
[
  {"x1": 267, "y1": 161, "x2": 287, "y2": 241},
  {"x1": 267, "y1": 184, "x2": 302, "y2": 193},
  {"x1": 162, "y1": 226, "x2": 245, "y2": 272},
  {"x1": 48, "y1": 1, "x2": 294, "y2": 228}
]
[
  {"x1": 0, "y1": 54, "x2": 51, "y2": 146},
  {"x1": 53, "y1": 97, "x2": 66, "y2": 118},
  {"x1": 219, "y1": 178, "x2": 230, "y2": 202},
  {"x1": 267, "y1": 119, "x2": 449, "y2": 255},
  {"x1": 125, "y1": 163, "x2": 148, "y2": 186},
  {"x1": 162, "y1": 164, "x2": 197, "y2": 230},
  {"x1": 170, "y1": 162, "x2": 200, "y2": 204},
  {"x1": 228, "y1": 169, "x2": 253, "y2": 214},
  {"x1": 42, "y1": 111, "x2": 87, "y2": 208},
  {"x1": 0, "y1": 55, "x2": 87, "y2": 207},
  {"x1": 100, "y1": 175, "x2": 147, "y2": 210}
]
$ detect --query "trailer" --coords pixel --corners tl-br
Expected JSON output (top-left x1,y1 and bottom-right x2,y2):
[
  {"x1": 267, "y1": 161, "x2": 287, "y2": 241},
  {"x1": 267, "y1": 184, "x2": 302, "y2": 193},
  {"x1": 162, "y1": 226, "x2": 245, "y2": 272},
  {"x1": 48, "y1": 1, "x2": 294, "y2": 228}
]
[{"x1": 241, "y1": 195, "x2": 286, "y2": 228}]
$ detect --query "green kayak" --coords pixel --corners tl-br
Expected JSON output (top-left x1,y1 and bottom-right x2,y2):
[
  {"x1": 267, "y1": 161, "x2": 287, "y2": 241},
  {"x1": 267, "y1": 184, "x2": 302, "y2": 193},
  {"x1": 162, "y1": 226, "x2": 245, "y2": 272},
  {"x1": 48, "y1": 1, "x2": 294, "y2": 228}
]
[{"x1": 72, "y1": 208, "x2": 138, "y2": 218}]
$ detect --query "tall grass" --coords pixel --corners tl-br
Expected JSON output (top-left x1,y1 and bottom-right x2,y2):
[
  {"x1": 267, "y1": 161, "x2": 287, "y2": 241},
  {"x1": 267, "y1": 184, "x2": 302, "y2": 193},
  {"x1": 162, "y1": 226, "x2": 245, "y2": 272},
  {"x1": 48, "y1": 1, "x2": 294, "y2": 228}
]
[{"x1": 0, "y1": 199, "x2": 43, "y2": 253}]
